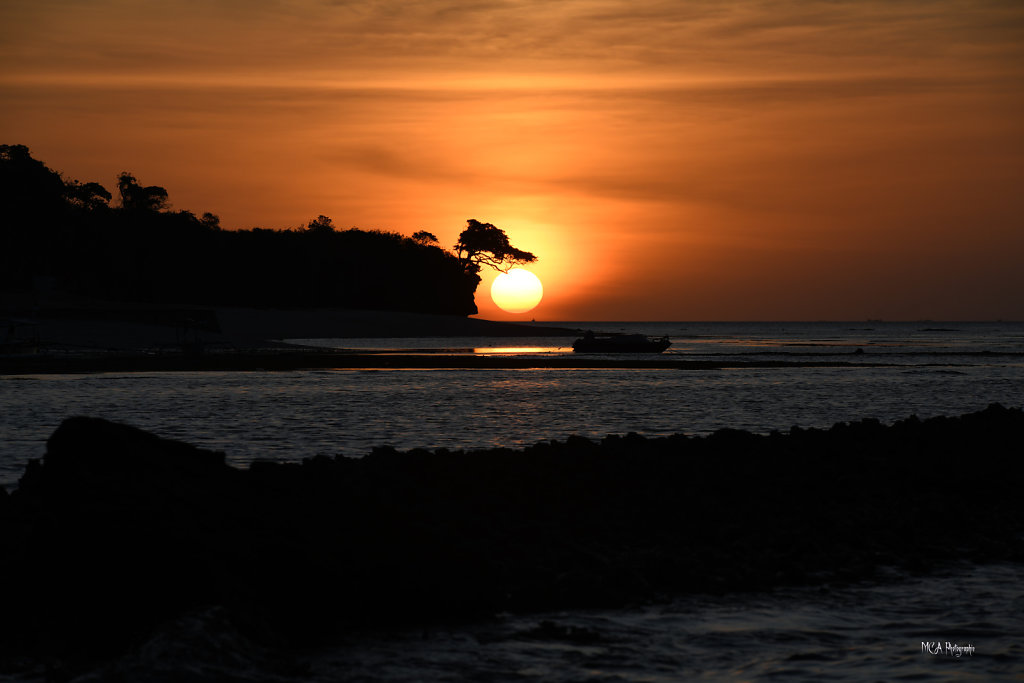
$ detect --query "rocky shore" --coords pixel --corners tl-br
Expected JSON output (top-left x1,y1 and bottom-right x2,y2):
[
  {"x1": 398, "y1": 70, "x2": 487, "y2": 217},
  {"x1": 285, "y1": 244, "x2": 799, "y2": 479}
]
[{"x1": 1, "y1": 405, "x2": 1022, "y2": 675}]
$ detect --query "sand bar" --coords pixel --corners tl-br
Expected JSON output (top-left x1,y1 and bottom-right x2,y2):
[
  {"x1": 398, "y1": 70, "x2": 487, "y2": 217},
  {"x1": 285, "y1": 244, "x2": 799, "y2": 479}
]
[
  {"x1": 1, "y1": 302, "x2": 587, "y2": 372},
  {"x1": 0, "y1": 304, "x2": 911, "y2": 374}
]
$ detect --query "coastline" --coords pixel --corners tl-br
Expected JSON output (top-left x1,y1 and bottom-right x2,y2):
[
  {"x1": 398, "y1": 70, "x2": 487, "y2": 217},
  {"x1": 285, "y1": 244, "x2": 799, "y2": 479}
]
[
  {"x1": 1, "y1": 303, "x2": 586, "y2": 374},
  {"x1": 2, "y1": 303, "x2": 924, "y2": 374},
  {"x1": 0, "y1": 351, "x2": 899, "y2": 375},
  {"x1": 2, "y1": 405, "x2": 1022, "y2": 674}
]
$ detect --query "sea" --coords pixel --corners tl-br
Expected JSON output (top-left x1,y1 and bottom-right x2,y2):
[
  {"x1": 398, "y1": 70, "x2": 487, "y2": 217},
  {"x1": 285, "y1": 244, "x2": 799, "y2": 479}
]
[{"x1": 1, "y1": 320, "x2": 1023, "y2": 681}]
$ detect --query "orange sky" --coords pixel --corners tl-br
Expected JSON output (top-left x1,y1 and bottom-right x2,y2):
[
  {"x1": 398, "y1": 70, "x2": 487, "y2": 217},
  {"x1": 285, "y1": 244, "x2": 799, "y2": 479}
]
[{"x1": 2, "y1": 1, "x2": 1022, "y2": 320}]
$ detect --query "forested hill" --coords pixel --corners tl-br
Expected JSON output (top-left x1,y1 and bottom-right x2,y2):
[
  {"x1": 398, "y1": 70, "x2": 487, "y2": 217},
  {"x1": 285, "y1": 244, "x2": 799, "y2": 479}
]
[{"x1": 0, "y1": 145, "x2": 479, "y2": 315}]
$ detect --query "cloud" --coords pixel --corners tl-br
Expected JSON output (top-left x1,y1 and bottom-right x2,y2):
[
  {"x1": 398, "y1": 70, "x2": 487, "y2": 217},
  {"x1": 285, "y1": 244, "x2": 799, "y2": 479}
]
[
  {"x1": 4, "y1": 0, "x2": 1021, "y2": 89},
  {"x1": 2, "y1": 0, "x2": 1023, "y2": 318}
]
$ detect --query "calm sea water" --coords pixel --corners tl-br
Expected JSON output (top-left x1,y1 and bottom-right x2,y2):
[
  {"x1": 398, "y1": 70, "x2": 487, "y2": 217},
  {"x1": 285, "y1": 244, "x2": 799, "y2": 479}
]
[
  {"x1": 294, "y1": 561, "x2": 1024, "y2": 683},
  {"x1": 1, "y1": 321, "x2": 1022, "y2": 681},
  {"x1": 2, "y1": 321, "x2": 1023, "y2": 488},
  {"x1": 21, "y1": 562, "x2": 1024, "y2": 682}
]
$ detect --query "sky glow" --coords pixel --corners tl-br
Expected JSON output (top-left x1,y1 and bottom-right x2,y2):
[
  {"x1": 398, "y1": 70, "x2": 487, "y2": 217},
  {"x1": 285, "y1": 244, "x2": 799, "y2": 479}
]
[{"x1": 2, "y1": 0, "x2": 1022, "y2": 320}]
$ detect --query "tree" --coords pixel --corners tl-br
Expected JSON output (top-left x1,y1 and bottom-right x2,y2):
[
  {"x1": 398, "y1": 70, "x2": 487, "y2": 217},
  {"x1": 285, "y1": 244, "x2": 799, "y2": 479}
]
[
  {"x1": 411, "y1": 230, "x2": 439, "y2": 246},
  {"x1": 307, "y1": 215, "x2": 335, "y2": 234},
  {"x1": 65, "y1": 181, "x2": 112, "y2": 211},
  {"x1": 1, "y1": 145, "x2": 110, "y2": 212},
  {"x1": 0, "y1": 144, "x2": 67, "y2": 207},
  {"x1": 200, "y1": 212, "x2": 220, "y2": 230},
  {"x1": 453, "y1": 219, "x2": 536, "y2": 274},
  {"x1": 117, "y1": 172, "x2": 169, "y2": 212}
]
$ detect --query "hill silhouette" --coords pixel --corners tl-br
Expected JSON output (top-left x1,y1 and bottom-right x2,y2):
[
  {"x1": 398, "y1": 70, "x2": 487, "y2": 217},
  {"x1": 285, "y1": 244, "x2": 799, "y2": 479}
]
[{"x1": 1, "y1": 145, "x2": 478, "y2": 315}]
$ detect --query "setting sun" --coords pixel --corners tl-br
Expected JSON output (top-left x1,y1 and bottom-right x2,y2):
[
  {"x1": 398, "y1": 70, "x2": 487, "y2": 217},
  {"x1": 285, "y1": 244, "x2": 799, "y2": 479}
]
[
  {"x1": 3, "y1": 0, "x2": 1023, "y2": 320},
  {"x1": 490, "y1": 268, "x2": 543, "y2": 314}
]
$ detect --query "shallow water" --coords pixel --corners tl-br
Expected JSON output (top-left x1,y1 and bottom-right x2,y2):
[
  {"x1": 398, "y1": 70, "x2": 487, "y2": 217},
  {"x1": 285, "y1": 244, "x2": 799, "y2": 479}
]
[
  {"x1": 2, "y1": 322, "x2": 1024, "y2": 488},
  {"x1": 306, "y1": 562, "x2": 1022, "y2": 683},
  {"x1": 2, "y1": 322, "x2": 1022, "y2": 681},
  {"x1": 294, "y1": 320, "x2": 1024, "y2": 362},
  {"x1": 2, "y1": 363, "x2": 1024, "y2": 488},
  {"x1": 17, "y1": 561, "x2": 1017, "y2": 683}
]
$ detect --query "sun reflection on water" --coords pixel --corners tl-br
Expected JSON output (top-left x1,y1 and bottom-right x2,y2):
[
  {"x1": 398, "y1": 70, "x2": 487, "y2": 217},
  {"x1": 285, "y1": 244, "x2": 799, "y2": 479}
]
[{"x1": 473, "y1": 346, "x2": 570, "y2": 354}]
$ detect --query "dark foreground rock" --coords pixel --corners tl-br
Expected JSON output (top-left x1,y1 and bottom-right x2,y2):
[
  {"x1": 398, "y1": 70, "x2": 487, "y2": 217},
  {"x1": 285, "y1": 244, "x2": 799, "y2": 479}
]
[{"x1": 1, "y1": 406, "x2": 1023, "y2": 672}]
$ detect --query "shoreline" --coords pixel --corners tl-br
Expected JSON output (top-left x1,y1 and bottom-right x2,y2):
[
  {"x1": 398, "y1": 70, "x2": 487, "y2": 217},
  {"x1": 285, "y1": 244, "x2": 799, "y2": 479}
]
[
  {"x1": 2, "y1": 405, "x2": 1022, "y2": 672},
  {"x1": 0, "y1": 303, "x2": 587, "y2": 373},
  {"x1": 1, "y1": 304, "x2": 914, "y2": 374},
  {"x1": 0, "y1": 349, "x2": 904, "y2": 375},
  {"x1": 1, "y1": 303, "x2": 580, "y2": 342}
]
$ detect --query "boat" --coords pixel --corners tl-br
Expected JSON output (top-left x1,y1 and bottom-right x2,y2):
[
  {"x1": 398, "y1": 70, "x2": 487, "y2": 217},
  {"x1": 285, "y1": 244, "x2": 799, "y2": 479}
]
[{"x1": 572, "y1": 332, "x2": 671, "y2": 354}]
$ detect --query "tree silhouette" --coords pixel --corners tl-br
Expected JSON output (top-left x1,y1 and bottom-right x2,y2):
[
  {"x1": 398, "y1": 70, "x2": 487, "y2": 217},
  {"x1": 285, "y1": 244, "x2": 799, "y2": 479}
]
[
  {"x1": 65, "y1": 181, "x2": 112, "y2": 211},
  {"x1": 411, "y1": 230, "x2": 439, "y2": 245},
  {"x1": 117, "y1": 172, "x2": 169, "y2": 212},
  {"x1": 200, "y1": 212, "x2": 220, "y2": 230},
  {"x1": 307, "y1": 215, "x2": 335, "y2": 234},
  {"x1": 1, "y1": 144, "x2": 68, "y2": 208},
  {"x1": 2, "y1": 145, "x2": 483, "y2": 315},
  {"x1": 454, "y1": 219, "x2": 536, "y2": 274}
]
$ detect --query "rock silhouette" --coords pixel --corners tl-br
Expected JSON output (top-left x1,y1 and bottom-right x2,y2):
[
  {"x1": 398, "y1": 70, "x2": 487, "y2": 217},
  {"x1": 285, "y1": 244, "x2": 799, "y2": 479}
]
[{"x1": 1, "y1": 406, "x2": 1022, "y2": 673}]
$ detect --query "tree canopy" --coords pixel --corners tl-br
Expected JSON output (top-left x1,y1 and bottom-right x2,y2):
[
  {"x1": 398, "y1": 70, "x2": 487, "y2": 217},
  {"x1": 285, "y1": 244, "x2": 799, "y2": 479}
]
[
  {"x1": 411, "y1": 230, "x2": 438, "y2": 246},
  {"x1": 306, "y1": 215, "x2": 335, "y2": 234},
  {"x1": 1, "y1": 145, "x2": 480, "y2": 315},
  {"x1": 1, "y1": 146, "x2": 542, "y2": 316},
  {"x1": 454, "y1": 219, "x2": 537, "y2": 274},
  {"x1": 117, "y1": 172, "x2": 169, "y2": 212}
]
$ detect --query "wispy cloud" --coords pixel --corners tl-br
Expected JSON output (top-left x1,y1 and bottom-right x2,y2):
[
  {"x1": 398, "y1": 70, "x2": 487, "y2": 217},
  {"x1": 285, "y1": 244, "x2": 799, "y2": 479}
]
[
  {"x1": 2, "y1": 0, "x2": 1022, "y2": 318},
  {"x1": 4, "y1": 0, "x2": 1022, "y2": 86}
]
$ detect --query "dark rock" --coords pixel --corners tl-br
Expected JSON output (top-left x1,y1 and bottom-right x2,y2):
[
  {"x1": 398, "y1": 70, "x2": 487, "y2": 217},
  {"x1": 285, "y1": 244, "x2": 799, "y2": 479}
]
[{"x1": 1, "y1": 406, "x2": 1022, "y2": 672}]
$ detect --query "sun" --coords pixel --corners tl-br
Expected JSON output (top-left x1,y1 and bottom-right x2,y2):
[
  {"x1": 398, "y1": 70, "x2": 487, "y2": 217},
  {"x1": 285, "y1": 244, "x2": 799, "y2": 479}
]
[{"x1": 491, "y1": 268, "x2": 544, "y2": 314}]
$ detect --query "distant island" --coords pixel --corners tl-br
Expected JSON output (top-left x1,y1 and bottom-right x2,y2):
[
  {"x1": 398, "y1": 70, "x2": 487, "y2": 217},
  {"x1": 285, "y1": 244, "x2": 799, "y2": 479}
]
[{"x1": 1, "y1": 145, "x2": 534, "y2": 317}]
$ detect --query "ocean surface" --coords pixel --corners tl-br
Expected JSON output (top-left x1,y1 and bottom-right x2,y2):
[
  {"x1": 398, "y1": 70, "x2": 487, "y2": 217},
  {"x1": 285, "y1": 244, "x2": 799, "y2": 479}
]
[
  {"x1": 2, "y1": 320, "x2": 1023, "y2": 681},
  {"x1": 28, "y1": 561, "x2": 1013, "y2": 683},
  {"x1": 2, "y1": 321, "x2": 1023, "y2": 488}
]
